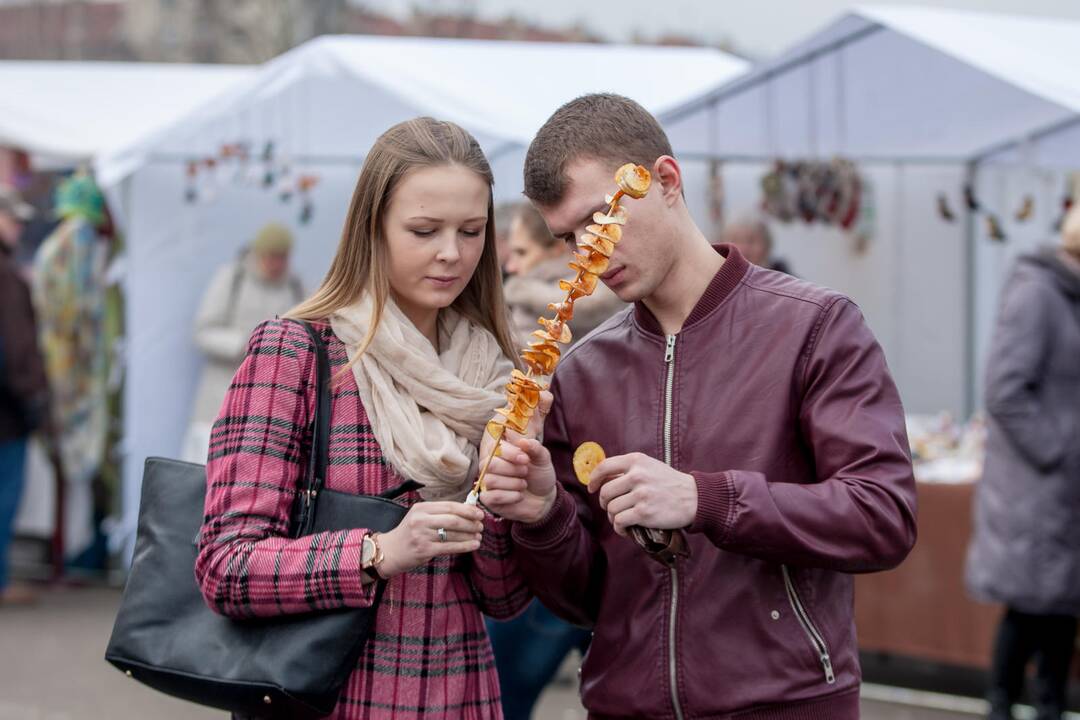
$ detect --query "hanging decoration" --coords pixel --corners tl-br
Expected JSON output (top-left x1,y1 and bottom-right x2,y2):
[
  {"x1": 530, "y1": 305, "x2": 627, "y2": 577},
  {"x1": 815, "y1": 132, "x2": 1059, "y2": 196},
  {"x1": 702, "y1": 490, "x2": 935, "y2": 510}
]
[
  {"x1": 759, "y1": 158, "x2": 871, "y2": 253},
  {"x1": 947, "y1": 183, "x2": 1008, "y2": 242},
  {"x1": 1014, "y1": 195, "x2": 1034, "y2": 222},
  {"x1": 936, "y1": 193, "x2": 956, "y2": 222},
  {"x1": 177, "y1": 137, "x2": 322, "y2": 224}
]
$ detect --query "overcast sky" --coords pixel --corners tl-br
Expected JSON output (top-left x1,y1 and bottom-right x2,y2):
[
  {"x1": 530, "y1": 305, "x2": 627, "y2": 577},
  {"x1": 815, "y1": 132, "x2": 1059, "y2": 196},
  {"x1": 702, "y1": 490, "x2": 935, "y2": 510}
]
[{"x1": 362, "y1": 0, "x2": 1080, "y2": 57}]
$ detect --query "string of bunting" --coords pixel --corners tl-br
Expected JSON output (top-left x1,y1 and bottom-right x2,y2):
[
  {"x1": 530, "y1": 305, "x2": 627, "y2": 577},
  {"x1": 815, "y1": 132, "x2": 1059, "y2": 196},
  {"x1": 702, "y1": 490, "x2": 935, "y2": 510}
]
[{"x1": 183, "y1": 139, "x2": 320, "y2": 225}]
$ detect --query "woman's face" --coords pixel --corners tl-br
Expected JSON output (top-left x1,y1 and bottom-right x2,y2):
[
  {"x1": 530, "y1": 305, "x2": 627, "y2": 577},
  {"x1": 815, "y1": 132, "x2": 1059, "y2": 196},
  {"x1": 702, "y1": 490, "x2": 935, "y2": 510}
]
[
  {"x1": 504, "y1": 214, "x2": 565, "y2": 277},
  {"x1": 383, "y1": 164, "x2": 489, "y2": 325}
]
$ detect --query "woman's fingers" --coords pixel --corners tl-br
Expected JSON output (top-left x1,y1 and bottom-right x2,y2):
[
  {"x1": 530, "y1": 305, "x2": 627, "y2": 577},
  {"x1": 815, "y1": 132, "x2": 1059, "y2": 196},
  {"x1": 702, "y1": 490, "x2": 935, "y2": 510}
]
[{"x1": 424, "y1": 513, "x2": 484, "y2": 535}]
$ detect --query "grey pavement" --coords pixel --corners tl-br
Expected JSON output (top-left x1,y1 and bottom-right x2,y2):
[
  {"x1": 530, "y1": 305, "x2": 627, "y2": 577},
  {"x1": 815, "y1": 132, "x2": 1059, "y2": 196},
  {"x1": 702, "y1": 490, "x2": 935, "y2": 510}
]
[{"x1": 0, "y1": 585, "x2": 984, "y2": 719}]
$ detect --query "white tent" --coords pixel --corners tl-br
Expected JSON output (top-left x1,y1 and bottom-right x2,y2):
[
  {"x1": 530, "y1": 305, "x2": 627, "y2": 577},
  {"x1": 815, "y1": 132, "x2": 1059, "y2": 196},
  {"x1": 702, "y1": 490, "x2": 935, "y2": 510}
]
[
  {"x1": 0, "y1": 61, "x2": 253, "y2": 165},
  {"x1": 659, "y1": 5, "x2": 1080, "y2": 419},
  {"x1": 95, "y1": 35, "x2": 748, "y2": 555}
]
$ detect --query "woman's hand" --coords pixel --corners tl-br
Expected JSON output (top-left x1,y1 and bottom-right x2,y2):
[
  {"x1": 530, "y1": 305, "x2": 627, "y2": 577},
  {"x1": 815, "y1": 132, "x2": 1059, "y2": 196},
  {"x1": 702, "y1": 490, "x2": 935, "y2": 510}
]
[{"x1": 377, "y1": 502, "x2": 484, "y2": 578}]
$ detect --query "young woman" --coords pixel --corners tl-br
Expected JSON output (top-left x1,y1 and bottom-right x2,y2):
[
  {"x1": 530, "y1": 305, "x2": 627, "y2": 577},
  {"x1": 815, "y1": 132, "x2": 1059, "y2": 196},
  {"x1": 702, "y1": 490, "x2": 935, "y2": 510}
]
[{"x1": 195, "y1": 118, "x2": 531, "y2": 719}]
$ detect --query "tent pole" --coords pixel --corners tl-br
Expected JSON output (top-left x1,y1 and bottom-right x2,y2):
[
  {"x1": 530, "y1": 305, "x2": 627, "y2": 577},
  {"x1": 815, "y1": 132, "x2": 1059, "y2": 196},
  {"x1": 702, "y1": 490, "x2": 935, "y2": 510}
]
[{"x1": 963, "y1": 160, "x2": 978, "y2": 419}]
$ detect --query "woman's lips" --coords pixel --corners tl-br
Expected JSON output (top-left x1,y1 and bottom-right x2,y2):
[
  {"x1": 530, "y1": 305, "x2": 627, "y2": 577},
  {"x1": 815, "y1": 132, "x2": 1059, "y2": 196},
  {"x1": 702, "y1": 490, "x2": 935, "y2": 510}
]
[{"x1": 427, "y1": 276, "x2": 459, "y2": 287}]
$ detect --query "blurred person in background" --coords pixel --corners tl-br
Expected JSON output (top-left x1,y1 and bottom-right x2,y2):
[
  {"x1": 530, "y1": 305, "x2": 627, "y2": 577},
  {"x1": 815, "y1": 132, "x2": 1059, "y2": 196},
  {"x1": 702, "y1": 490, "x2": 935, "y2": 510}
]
[
  {"x1": 502, "y1": 202, "x2": 624, "y2": 346},
  {"x1": 494, "y1": 201, "x2": 517, "y2": 276},
  {"x1": 966, "y1": 206, "x2": 1080, "y2": 720},
  {"x1": 182, "y1": 222, "x2": 304, "y2": 463},
  {"x1": 721, "y1": 212, "x2": 793, "y2": 275},
  {"x1": 32, "y1": 173, "x2": 113, "y2": 543},
  {"x1": 0, "y1": 186, "x2": 47, "y2": 606}
]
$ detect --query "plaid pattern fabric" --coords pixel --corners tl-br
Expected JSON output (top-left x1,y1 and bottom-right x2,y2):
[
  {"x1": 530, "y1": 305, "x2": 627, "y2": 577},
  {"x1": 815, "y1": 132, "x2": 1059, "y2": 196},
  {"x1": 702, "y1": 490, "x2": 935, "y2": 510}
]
[{"x1": 196, "y1": 318, "x2": 530, "y2": 719}]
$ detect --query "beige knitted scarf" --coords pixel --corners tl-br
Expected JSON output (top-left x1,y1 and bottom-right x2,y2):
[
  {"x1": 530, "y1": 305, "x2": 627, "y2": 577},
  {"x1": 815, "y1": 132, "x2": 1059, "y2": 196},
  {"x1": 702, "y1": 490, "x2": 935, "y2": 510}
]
[{"x1": 330, "y1": 294, "x2": 512, "y2": 500}]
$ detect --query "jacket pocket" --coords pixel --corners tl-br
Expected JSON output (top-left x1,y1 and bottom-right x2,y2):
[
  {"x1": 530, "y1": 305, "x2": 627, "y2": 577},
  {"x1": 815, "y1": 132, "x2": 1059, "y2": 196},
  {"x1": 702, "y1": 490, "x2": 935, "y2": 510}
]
[{"x1": 781, "y1": 565, "x2": 836, "y2": 685}]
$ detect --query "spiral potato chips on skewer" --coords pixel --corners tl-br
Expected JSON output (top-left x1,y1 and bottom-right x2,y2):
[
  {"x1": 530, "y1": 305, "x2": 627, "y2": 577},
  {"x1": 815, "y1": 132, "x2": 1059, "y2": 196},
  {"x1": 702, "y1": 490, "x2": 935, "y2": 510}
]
[{"x1": 464, "y1": 163, "x2": 651, "y2": 505}]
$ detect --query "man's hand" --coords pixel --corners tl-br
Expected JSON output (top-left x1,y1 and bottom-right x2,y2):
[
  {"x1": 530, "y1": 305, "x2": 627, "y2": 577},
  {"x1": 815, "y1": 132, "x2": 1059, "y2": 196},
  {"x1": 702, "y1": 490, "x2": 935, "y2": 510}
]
[
  {"x1": 588, "y1": 453, "x2": 698, "y2": 537},
  {"x1": 479, "y1": 391, "x2": 556, "y2": 524}
]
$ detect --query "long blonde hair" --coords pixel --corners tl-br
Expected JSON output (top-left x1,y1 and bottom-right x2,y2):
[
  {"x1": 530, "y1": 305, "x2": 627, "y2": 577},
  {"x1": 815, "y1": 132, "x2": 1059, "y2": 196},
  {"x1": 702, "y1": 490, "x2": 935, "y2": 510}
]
[{"x1": 288, "y1": 118, "x2": 519, "y2": 367}]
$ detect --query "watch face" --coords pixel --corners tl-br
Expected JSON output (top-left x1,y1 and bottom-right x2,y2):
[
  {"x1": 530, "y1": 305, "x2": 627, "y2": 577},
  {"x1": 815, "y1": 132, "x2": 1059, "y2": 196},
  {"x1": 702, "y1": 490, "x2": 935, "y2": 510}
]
[{"x1": 361, "y1": 536, "x2": 375, "y2": 567}]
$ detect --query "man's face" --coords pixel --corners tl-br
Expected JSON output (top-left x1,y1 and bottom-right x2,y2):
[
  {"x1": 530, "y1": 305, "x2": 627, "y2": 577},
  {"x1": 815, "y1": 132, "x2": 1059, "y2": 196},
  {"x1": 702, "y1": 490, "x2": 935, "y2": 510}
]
[
  {"x1": 536, "y1": 158, "x2": 674, "y2": 304},
  {"x1": 0, "y1": 210, "x2": 23, "y2": 251}
]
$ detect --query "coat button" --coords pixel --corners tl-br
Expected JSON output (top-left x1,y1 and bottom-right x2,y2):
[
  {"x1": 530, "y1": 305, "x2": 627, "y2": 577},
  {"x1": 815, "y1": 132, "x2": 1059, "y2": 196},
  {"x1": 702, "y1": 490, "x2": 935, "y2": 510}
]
[{"x1": 771, "y1": 610, "x2": 781, "y2": 620}]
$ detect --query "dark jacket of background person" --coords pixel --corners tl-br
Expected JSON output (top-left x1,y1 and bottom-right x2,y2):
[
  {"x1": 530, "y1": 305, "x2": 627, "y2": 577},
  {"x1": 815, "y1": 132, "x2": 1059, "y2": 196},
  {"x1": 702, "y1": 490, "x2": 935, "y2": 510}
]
[
  {"x1": 966, "y1": 247, "x2": 1080, "y2": 615},
  {"x1": 503, "y1": 256, "x2": 624, "y2": 347},
  {"x1": 0, "y1": 246, "x2": 48, "y2": 442}
]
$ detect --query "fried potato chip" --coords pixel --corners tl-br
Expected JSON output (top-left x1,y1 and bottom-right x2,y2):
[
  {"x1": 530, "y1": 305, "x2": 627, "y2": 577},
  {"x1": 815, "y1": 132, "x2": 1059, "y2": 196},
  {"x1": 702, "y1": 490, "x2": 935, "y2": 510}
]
[
  {"x1": 495, "y1": 406, "x2": 530, "y2": 433},
  {"x1": 586, "y1": 223, "x2": 622, "y2": 243},
  {"x1": 615, "y1": 163, "x2": 651, "y2": 199},
  {"x1": 570, "y1": 251, "x2": 610, "y2": 276},
  {"x1": 532, "y1": 327, "x2": 572, "y2": 347},
  {"x1": 511, "y1": 369, "x2": 542, "y2": 388},
  {"x1": 537, "y1": 317, "x2": 572, "y2": 344},
  {"x1": 573, "y1": 441, "x2": 606, "y2": 485},
  {"x1": 578, "y1": 233, "x2": 615, "y2": 258},
  {"x1": 593, "y1": 208, "x2": 628, "y2": 225},
  {"x1": 558, "y1": 278, "x2": 591, "y2": 300},
  {"x1": 507, "y1": 381, "x2": 540, "y2": 408},
  {"x1": 487, "y1": 419, "x2": 505, "y2": 440},
  {"x1": 547, "y1": 301, "x2": 574, "y2": 321},
  {"x1": 522, "y1": 350, "x2": 558, "y2": 375},
  {"x1": 575, "y1": 270, "x2": 599, "y2": 294}
]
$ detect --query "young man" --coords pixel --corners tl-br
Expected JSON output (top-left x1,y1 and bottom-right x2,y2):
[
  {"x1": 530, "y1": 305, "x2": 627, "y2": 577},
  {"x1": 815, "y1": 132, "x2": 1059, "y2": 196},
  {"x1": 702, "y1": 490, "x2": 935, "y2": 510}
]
[{"x1": 480, "y1": 94, "x2": 917, "y2": 719}]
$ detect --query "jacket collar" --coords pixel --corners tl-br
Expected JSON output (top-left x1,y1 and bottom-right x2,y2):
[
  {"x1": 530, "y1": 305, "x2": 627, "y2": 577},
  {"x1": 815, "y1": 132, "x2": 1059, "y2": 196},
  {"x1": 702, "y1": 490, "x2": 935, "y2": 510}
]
[{"x1": 633, "y1": 243, "x2": 750, "y2": 336}]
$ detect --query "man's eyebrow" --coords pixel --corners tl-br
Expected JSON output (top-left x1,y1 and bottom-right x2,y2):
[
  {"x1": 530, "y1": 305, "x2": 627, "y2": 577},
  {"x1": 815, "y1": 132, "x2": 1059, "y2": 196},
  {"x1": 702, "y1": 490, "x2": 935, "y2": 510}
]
[{"x1": 554, "y1": 203, "x2": 607, "y2": 236}]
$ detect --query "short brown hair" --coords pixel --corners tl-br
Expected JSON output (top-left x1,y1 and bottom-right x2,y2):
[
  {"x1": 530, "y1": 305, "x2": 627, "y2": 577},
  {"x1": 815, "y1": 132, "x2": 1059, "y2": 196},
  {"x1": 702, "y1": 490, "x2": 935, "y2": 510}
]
[{"x1": 524, "y1": 93, "x2": 673, "y2": 206}]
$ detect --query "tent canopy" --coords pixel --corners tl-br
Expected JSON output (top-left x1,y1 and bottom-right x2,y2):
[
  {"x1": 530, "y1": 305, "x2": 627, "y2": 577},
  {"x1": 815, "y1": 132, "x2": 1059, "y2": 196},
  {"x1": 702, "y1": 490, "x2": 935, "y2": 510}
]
[
  {"x1": 97, "y1": 35, "x2": 748, "y2": 190},
  {"x1": 0, "y1": 61, "x2": 253, "y2": 165},
  {"x1": 662, "y1": 5, "x2": 1080, "y2": 165}
]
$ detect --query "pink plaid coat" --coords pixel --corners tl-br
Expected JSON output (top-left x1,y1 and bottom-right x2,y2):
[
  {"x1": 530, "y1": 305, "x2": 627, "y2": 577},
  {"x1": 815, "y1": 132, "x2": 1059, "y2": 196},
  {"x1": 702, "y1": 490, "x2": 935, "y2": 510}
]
[{"x1": 195, "y1": 318, "x2": 530, "y2": 719}]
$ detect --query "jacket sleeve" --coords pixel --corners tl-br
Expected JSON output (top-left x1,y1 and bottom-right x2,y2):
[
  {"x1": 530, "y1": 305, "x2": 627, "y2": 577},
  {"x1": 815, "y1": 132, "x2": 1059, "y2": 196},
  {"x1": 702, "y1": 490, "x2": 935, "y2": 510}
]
[
  {"x1": 983, "y1": 270, "x2": 1069, "y2": 471},
  {"x1": 193, "y1": 263, "x2": 249, "y2": 362},
  {"x1": 194, "y1": 319, "x2": 377, "y2": 618},
  {"x1": 0, "y1": 267, "x2": 48, "y2": 426},
  {"x1": 688, "y1": 298, "x2": 918, "y2": 573},
  {"x1": 465, "y1": 514, "x2": 532, "y2": 620},
  {"x1": 510, "y1": 375, "x2": 605, "y2": 627}
]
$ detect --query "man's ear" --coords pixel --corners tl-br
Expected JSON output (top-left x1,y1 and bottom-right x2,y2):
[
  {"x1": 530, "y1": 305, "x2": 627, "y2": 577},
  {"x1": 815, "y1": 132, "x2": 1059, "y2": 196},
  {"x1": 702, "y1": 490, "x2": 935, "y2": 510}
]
[{"x1": 652, "y1": 156, "x2": 682, "y2": 206}]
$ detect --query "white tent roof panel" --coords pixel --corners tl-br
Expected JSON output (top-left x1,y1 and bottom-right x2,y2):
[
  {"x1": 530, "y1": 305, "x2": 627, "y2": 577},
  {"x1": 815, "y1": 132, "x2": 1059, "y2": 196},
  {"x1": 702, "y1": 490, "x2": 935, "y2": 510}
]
[
  {"x1": 662, "y1": 5, "x2": 1080, "y2": 164},
  {"x1": 97, "y1": 36, "x2": 748, "y2": 187},
  {"x1": 0, "y1": 61, "x2": 253, "y2": 163}
]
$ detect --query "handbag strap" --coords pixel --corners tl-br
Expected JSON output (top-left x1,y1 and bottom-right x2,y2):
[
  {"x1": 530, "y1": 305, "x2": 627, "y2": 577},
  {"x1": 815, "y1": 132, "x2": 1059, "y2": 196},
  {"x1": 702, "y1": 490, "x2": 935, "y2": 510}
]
[
  {"x1": 291, "y1": 320, "x2": 422, "y2": 536},
  {"x1": 293, "y1": 319, "x2": 332, "y2": 537}
]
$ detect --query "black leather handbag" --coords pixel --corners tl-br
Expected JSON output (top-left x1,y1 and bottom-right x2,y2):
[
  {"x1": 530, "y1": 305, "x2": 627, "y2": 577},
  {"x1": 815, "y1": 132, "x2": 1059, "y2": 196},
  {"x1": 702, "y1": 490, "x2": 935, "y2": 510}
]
[{"x1": 105, "y1": 320, "x2": 419, "y2": 718}]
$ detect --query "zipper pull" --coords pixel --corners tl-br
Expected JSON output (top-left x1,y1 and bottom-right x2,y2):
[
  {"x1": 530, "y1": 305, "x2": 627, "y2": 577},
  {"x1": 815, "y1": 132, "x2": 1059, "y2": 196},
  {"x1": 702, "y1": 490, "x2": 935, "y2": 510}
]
[
  {"x1": 664, "y1": 334, "x2": 676, "y2": 363},
  {"x1": 821, "y1": 654, "x2": 836, "y2": 684}
]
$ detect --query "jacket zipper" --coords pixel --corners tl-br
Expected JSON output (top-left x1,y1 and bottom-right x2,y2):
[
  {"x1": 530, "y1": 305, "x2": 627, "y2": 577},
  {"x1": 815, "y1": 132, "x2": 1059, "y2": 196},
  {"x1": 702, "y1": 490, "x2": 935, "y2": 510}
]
[
  {"x1": 781, "y1": 565, "x2": 836, "y2": 685},
  {"x1": 662, "y1": 334, "x2": 685, "y2": 720}
]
